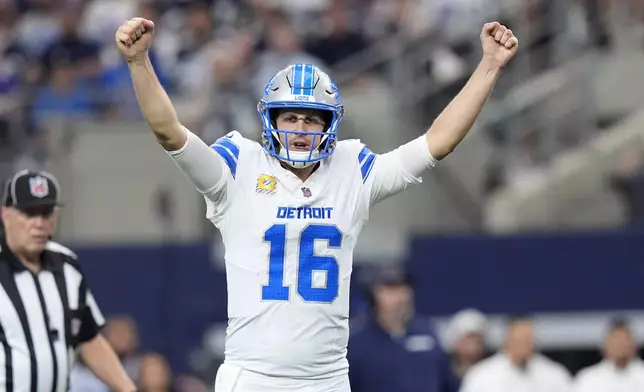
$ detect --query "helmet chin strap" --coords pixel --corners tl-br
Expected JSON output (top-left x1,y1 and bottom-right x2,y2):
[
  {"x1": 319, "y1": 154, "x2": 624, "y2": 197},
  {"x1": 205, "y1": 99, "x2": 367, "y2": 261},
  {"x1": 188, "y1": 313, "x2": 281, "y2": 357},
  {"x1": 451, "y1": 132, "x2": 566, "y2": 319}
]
[{"x1": 278, "y1": 148, "x2": 319, "y2": 169}]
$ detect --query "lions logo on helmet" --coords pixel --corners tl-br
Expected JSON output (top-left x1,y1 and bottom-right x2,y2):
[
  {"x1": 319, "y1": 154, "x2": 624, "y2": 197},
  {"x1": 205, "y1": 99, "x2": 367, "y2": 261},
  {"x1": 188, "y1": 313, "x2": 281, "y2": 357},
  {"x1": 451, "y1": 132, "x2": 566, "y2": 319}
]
[
  {"x1": 263, "y1": 75, "x2": 277, "y2": 99},
  {"x1": 257, "y1": 63, "x2": 345, "y2": 169},
  {"x1": 329, "y1": 80, "x2": 341, "y2": 103}
]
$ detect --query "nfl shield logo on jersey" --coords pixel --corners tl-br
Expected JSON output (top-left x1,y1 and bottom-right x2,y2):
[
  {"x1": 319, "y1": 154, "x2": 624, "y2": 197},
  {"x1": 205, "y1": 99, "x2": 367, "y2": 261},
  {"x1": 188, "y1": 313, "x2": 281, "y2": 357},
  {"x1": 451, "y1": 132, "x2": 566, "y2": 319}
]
[
  {"x1": 29, "y1": 176, "x2": 49, "y2": 198},
  {"x1": 301, "y1": 187, "x2": 312, "y2": 198},
  {"x1": 256, "y1": 174, "x2": 277, "y2": 195}
]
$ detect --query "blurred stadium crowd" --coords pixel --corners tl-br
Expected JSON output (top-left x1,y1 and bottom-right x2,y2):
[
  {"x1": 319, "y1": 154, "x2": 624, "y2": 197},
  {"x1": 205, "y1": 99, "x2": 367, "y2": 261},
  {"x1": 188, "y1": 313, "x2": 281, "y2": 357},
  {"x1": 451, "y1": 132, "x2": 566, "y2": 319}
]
[
  {"x1": 2, "y1": 0, "x2": 644, "y2": 391},
  {"x1": 3, "y1": 0, "x2": 644, "y2": 228},
  {"x1": 2, "y1": 0, "x2": 638, "y2": 165},
  {"x1": 70, "y1": 315, "x2": 222, "y2": 392},
  {"x1": 69, "y1": 274, "x2": 644, "y2": 392}
]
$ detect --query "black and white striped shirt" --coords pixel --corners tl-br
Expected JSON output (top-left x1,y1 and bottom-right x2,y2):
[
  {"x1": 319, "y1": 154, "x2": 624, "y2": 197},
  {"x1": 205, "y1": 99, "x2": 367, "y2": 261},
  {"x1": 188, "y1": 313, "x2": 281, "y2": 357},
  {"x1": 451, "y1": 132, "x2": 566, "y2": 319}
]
[{"x1": 0, "y1": 238, "x2": 105, "y2": 392}]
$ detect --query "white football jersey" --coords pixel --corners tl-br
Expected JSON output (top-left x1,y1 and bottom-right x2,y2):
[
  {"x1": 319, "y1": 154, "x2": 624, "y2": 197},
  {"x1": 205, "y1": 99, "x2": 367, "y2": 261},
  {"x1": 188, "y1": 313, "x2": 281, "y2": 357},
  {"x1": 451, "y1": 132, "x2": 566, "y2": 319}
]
[{"x1": 168, "y1": 129, "x2": 436, "y2": 379}]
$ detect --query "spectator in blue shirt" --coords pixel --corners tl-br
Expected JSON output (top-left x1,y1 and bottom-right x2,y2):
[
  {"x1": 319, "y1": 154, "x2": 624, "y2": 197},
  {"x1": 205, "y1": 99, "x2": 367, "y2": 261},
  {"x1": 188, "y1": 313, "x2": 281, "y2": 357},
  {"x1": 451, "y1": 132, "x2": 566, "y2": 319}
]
[
  {"x1": 348, "y1": 265, "x2": 459, "y2": 392},
  {"x1": 30, "y1": 56, "x2": 99, "y2": 131}
]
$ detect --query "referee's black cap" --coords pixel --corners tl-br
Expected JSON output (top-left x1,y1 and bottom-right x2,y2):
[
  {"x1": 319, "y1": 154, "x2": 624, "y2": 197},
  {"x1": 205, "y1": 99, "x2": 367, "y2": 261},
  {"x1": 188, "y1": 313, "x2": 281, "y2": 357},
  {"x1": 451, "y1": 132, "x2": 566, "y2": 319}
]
[{"x1": 2, "y1": 170, "x2": 63, "y2": 209}]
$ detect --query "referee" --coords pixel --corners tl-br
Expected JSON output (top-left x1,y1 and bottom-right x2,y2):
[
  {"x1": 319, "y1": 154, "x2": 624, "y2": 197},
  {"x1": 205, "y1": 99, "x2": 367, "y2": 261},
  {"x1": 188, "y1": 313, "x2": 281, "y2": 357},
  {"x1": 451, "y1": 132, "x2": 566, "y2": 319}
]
[{"x1": 0, "y1": 170, "x2": 136, "y2": 392}]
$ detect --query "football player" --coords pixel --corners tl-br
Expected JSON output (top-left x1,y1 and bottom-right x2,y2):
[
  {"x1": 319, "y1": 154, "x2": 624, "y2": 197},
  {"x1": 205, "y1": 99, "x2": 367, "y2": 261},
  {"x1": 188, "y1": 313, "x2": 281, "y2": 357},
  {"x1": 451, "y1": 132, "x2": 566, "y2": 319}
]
[{"x1": 115, "y1": 18, "x2": 518, "y2": 392}]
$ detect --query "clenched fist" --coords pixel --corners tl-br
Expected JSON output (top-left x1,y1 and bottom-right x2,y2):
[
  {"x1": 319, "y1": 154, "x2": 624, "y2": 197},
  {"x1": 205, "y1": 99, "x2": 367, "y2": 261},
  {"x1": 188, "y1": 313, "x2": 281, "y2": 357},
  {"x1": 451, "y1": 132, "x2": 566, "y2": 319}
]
[
  {"x1": 480, "y1": 22, "x2": 518, "y2": 69},
  {"x1": 115, "y1": 18, "x2": 155, "y2": 62}
]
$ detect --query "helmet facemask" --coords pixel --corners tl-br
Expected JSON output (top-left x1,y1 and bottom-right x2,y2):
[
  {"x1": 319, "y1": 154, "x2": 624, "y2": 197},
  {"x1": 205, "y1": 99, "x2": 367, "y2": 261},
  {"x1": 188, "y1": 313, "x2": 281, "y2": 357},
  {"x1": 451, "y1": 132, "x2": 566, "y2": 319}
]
[{"x1": 261, "y1": 108, "x2": 338, "y2": 169}]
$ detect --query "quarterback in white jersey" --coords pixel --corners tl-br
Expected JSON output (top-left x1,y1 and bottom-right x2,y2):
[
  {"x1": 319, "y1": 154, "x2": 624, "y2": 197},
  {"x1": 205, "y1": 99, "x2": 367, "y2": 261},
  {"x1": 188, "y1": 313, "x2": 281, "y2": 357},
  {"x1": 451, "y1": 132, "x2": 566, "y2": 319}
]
[{"x1": 115, "y1": 17, "x2": 518, "y2": 392}]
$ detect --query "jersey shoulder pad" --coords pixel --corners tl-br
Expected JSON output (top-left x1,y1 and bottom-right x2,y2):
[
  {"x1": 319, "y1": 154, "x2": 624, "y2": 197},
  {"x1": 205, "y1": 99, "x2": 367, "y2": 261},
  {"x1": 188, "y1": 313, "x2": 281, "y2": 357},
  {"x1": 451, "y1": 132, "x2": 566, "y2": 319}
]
[
  {"x1": 335, "y1": 139, "x2": 376, "y2": 183},
  {"x1": 209, "y1": 131, "x2": 259, "y2": 179}
]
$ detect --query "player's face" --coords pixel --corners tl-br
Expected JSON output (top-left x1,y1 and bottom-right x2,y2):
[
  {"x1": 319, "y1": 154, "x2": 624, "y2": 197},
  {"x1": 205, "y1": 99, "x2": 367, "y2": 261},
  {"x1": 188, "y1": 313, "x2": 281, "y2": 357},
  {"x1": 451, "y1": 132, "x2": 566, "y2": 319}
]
[
  {"x1": 275, "y1": 109, "x2": 326, "y2": 151},
  {"x1": 1, "y1": 205, "x2": 58, "y2": 255}
]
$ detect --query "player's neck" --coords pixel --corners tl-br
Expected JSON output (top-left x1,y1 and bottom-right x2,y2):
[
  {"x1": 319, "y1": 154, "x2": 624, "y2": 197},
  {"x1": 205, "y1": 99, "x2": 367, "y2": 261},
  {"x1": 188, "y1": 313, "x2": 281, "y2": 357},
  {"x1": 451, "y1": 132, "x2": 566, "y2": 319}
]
[{"x1": 281, "y1": 162, "x2": 319, "y2": 182}]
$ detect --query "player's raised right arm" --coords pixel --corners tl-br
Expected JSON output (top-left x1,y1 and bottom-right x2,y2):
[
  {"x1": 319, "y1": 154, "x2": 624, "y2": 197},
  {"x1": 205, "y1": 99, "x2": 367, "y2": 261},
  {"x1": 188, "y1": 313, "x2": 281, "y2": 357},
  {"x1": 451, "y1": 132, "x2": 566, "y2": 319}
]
[
  {"x1": 115, "y1": 18, "x2": 185, "y2": 151},
  {"x1": 115, "y1": 18, "x2": 228, "y2": 197}
]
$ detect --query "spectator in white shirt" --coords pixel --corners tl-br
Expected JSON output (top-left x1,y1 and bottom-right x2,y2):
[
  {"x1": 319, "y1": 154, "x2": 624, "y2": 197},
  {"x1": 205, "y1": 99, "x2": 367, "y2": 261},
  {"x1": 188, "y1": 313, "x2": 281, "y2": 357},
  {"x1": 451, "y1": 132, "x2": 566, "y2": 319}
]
[
  {"x1": 574, "y1": 317, "x2": 644, "y2": 392},
  {"x1": 445, "y1": 309, "x2": 489, "y2": 382},
  {"x1": 460, "y1": 316, "x2": 572, "y2": 392}
]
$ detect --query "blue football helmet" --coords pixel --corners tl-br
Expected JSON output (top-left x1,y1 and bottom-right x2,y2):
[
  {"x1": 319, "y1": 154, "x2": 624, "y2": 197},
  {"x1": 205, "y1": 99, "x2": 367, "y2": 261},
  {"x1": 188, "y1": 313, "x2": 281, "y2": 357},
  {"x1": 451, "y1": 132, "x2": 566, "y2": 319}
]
[{"x1": 258, "y1": 64, "x2": 345, "y2": 169}]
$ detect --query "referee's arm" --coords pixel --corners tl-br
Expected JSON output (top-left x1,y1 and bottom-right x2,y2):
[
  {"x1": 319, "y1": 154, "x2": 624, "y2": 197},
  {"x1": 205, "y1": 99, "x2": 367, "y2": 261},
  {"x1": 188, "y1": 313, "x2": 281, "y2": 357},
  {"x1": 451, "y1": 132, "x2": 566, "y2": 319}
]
[{"x1": 76, "y1": 282, "x2": 137, "y2": 392}]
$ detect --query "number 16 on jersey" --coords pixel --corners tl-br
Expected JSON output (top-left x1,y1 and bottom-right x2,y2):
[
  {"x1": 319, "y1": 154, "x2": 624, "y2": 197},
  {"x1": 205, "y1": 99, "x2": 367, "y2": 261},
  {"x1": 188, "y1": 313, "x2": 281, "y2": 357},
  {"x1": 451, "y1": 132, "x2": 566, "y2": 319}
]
[{"x1": 262, "y1": 224, "x2": 342, "y2": 303}]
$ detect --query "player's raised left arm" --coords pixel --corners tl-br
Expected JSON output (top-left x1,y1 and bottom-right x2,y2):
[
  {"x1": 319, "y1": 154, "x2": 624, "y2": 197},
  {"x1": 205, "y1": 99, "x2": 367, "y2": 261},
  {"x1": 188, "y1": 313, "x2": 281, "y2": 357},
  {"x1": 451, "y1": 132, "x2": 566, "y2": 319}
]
[
  {"x1": 425, "y1": 22, "x2": 518, "y2": 160},
  {"x1": 365, "y1": 23, "x2": 518, "y2": 206}
]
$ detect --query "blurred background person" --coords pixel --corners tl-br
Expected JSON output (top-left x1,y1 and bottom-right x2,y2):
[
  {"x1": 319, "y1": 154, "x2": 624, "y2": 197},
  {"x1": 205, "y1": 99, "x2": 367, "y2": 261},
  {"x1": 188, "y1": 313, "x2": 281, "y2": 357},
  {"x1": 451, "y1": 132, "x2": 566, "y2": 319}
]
[
  {"x1": 460, "y1": 316, "x2": 572, "y2": 392},
  {"x1": 348, "y1": 265, "x2": 459, "y2": 392},
  {"x1": 445, "y1": 308, "x2": 489, "y2": 382},
  {"x1": 70, "y1": 315, "x2": 141, "y2": 391},
  {"x1": 104, "y1": 315, "x2": 143, "y2": 380},
  {"x1": 574, "y1": 317, "x2": 644, "y2": 391},
  {"x1": 138, "y1": 352, "x2": 176, "y2": 392},
  {"x1": 609, "y1": 141, "x2": 644, "y2": 228},
  {"x1": 251, "y1": 12, "x2": 325, "y2": 99},
  {"x1": 69, "y1": 355, "x2": 110, "y2": 392}
]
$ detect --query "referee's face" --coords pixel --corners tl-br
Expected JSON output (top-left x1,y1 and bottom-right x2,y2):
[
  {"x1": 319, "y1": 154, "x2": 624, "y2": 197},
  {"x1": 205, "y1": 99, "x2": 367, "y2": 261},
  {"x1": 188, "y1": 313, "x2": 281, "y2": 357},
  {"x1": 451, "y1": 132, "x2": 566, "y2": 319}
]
[{"x1": 1, "y1": 205, "x2": 58, "y2": 255}]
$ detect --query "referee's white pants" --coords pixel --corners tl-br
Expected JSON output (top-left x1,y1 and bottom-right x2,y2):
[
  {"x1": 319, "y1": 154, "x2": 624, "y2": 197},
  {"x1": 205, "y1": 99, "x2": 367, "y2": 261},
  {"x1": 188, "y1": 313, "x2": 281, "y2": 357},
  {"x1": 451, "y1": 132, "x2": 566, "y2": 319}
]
[{"x1": 214, "y1": 363, "x2": 351, "y2": 392}]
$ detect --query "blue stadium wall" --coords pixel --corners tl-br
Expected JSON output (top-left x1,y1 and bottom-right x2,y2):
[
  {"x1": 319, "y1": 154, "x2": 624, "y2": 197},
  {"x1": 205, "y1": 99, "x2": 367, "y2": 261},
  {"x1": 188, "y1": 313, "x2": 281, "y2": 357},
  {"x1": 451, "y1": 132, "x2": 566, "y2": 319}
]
[{"x1": 73, "y1": 229, "x2": 644, "y2": 373}]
